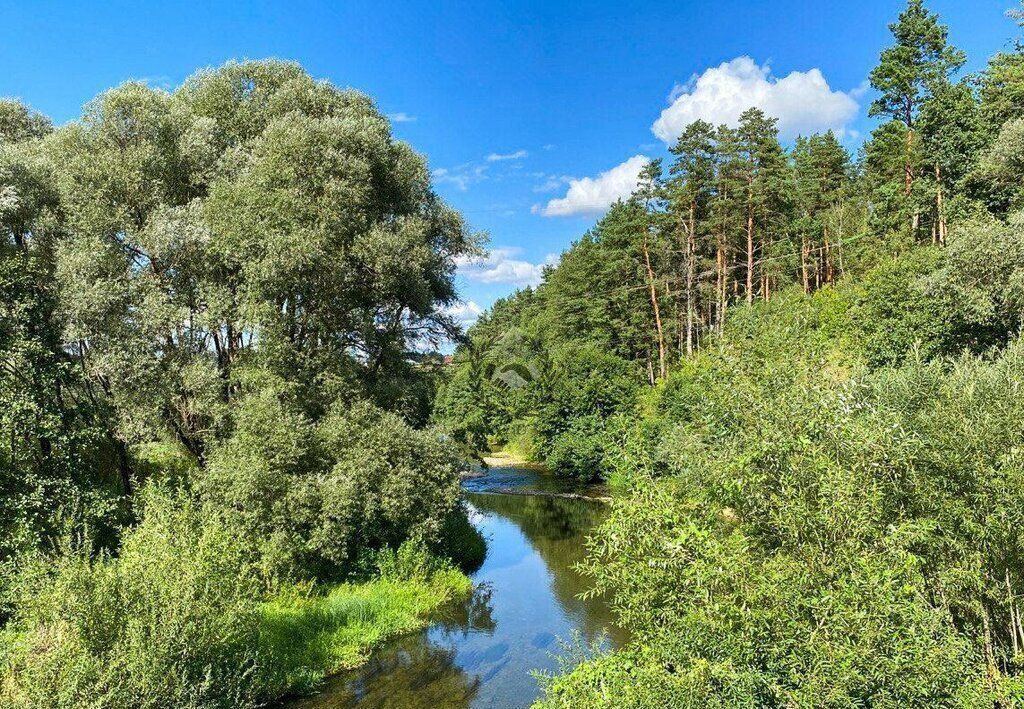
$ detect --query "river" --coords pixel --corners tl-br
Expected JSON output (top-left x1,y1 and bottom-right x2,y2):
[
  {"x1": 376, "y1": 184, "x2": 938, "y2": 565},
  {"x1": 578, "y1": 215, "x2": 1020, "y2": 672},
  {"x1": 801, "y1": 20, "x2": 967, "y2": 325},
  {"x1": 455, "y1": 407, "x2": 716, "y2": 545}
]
[{"x1": 287, "y1": 464, "x2": 624, "y2": 708}]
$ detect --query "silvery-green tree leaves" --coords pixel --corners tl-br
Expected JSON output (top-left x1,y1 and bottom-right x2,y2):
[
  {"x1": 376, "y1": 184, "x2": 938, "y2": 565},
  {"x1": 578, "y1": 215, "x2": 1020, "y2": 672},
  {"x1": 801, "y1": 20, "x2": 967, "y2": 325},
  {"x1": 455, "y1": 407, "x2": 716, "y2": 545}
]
[
  {"x1": 48, "y1": 61, "x2": 476, "y2": 464},
  {"x1": 0, "y1": 61, "x2": 478, "y2": 572}
]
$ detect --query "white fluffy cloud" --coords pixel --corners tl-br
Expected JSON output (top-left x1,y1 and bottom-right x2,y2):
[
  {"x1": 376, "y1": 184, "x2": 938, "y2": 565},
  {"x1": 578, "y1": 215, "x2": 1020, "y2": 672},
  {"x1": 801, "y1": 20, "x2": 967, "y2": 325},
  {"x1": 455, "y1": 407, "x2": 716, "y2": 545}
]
[
  {"x1": 387, "y1": 111, "x2": 416, "y2": 123},
  {"x1": 457, "y1": 248, "x2": 559, "y2": 286},
  {"x1": 443, "y1": 300, "x2": 484, "y2": 327},
  {"x1": 538, "y1": 155, "x2": 650, "y2": 217},
  {"x1": 651, "y1": 56, "x2": 859, "y2": 143},
  {"x1": 487, "y1": 149, "x2": 529, "y2": 162}
]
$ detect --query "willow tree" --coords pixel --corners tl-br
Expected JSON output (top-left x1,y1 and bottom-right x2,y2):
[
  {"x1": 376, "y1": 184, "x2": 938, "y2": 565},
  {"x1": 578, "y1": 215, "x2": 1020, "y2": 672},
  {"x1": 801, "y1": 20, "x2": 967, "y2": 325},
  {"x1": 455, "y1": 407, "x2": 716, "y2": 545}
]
[
  {"x1": 1, "y1": 100, "x2": 123, "y2": 558},
  {"x1": 49, "y1": 61, "x2": 477, "y2": 463}
]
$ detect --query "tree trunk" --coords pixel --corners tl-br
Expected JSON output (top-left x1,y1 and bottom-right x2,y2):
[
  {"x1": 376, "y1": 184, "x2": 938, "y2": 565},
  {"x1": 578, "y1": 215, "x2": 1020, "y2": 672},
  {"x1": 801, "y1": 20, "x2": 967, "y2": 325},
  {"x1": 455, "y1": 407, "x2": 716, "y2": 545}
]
[
  {"x1": 801, "y1": 236, "x2": 810, "y2": 294},
  {"x1": 824, "y1": 227, "x2": 834, "y2": 285},
  {"x1": 905, "y1": 121, "x2": 920, "y2": 236},
  {"x1": 904, "y1": 126, "x2": 914, "y2": 198},
  {"x1": 935, "y1": 163, "x2": 946, "y2": 246},
  {"x1": 111, "y1": 435, "x2": 134, "y2": 498},
  {"x1": 685, "y1": 202, "x2": 696, "y2": 355},
  {"x1": 716, "y1": 237, "x2": 726, "y2": 335},
  {"x1": 642, "y1": 235, "x2": 667, "y2": 380},
  {"x1": 746, "y1": 182, "x2": 755, "y2": 305}
]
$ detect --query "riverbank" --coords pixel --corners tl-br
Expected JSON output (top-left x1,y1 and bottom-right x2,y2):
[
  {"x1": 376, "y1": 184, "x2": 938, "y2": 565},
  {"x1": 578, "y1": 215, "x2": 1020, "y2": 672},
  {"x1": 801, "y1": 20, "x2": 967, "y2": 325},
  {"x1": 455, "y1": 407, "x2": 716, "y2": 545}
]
[
  {"x1": 264, "y1": 566, "x2": 473, "y2": 700},
  {"x1": 0, "y1": 536, "x2": 472, "y2": 709},
  {"x1": 482, "y1": 450, "x2": 545, "y2": 469}
]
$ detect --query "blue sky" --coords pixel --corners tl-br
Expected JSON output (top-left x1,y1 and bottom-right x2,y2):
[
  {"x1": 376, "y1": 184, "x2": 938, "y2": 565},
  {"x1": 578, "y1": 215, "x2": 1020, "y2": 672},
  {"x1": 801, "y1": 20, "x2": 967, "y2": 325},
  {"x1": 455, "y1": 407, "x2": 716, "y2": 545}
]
[{"x1": 1, "y1": 0, "x2": 1018, "y2": 327}]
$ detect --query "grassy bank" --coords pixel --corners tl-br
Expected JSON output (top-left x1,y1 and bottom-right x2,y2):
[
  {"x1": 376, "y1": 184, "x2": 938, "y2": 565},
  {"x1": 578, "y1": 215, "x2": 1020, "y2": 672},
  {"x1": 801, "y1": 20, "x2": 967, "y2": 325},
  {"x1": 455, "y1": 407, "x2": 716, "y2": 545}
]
[{"x1": 261, "y1": 568, "x2": 473, "y2": 696}]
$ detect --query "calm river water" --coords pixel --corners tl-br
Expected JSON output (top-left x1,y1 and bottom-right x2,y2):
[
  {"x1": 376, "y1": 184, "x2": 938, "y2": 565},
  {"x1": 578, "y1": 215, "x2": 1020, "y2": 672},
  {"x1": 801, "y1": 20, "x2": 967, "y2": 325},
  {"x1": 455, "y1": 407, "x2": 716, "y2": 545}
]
[{"x1": 288, "y1": 465, "x2": 624, "y2": 708}]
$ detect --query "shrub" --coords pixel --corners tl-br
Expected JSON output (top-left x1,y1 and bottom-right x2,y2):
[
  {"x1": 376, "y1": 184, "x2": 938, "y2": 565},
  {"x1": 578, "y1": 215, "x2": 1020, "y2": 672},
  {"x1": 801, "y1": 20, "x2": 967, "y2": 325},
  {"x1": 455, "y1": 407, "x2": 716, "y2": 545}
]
[
  {"x1": 0, "y1": 489, "x2": 266, "y2": 709},
  {"x1": 202, "y1": 389, "x2": 463, "y2": 583},
  {"x1": 545, "y1": 415, "x2": 611, "y2": 481},
  {"x1": 539, "y1": 332, "x2": 1024, "y2": 706}
]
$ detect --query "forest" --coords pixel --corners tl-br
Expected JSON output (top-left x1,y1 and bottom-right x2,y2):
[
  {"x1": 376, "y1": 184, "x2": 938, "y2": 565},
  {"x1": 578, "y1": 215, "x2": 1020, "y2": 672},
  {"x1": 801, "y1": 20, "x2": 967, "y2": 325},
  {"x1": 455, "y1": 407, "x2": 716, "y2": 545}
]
[
  {"x1": 3, "y1": 0, "x2": 1024, "y2": 707},
  {"x1": 435, "y1": 1, "x2": 1024, "y2": 705}
]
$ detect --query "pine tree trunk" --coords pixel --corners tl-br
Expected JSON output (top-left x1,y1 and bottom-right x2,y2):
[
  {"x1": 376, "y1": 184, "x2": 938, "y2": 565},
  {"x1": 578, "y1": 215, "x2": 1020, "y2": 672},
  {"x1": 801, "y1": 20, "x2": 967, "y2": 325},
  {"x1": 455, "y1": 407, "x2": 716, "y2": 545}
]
[
  {"x1": 716, "y1": 238, "x2": 726, "y2": 335},
  {"x1": 824, "y1": 227, "x2": 834, "y2": 285},
  {"x1": 904, "y1": 126, "x2": 914, "y2": 198},
  {"x1": 935, "y1": 163, "x2": 946, "y2": 246},
  {"x1": 746, "y1": 183, "x2": 755, "y2": 305},
  {"x1": 642, "y1": 234, "x2": 667, "y2": 380},
  {"x1": 686, "y1": 202, "x2": 696, "y2": 355},
  {"x1": 801, "y1": 236, "x2": 810, "y2": 294},
  {"x1": 905, "y1": 122, "x2": 920, "y2": 236}
]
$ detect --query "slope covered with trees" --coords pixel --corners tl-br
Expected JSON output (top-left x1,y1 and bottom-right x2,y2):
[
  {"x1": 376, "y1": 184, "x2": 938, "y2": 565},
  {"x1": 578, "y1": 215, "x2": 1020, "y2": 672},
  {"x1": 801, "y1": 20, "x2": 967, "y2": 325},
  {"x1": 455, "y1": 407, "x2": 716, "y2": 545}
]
[
  {"x1": 435, "y1": 2, "x2": 1024, "y2": 704},
  {"x1": 0, "y1": 61, "x2": 483, "y2": 708}
]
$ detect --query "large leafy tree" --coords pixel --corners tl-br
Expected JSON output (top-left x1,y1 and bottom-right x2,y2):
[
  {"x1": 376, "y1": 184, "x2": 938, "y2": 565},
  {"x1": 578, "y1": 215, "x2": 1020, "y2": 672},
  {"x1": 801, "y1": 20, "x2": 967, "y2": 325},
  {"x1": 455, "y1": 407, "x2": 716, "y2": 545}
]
[
  {"x1": 0, "y1": 101, "x2": 120, "y2": 562},
  {"x1": 49, "y1": 61, "x2": 477, "y2": 461}
]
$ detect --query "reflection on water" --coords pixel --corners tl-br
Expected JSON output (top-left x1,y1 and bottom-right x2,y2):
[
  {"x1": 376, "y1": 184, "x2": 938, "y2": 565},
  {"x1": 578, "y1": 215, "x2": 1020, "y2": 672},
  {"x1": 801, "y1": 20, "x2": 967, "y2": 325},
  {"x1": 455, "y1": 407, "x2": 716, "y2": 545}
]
[{"x1": 289, "y1": 467, "x2": 623, "y2": 708}]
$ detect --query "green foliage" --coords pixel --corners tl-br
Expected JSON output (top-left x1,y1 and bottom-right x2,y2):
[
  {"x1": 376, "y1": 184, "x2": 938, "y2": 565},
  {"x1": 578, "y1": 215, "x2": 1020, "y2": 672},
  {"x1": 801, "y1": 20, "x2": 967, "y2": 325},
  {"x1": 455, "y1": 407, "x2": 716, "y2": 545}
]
[
  {"x1": 1, "y1": 60, "x2": 482, "y2": 705},
  {"x1": 545, "y1": 415, "x2": 612, "y2": 482},
  {"x1": 538, "y1": 331, "x2": 1024, "y2": 708},
  {"x1": 0, "y1": 493, "x2": 471, "y2": 708},
  {"x1": 202, "y1": 384, "x2": 463, "y2": 582},
  {"x1": 1, "y1": 489, "x2": 265, "y2": 709},
  {"x1": 869, "y1": 0, "x2": 965, "y2": 126},
  {"x1": 258, "y1": 541, "x2": 471, "y2": 694}
]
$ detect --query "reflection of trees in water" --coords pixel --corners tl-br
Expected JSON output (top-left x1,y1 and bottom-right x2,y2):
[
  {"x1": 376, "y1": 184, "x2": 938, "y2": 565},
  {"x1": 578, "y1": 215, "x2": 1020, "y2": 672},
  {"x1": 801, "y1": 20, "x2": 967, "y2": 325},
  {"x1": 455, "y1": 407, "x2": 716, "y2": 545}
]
[
  {"x1": 292, "y1": 633, "x2": 480, "y2": 709},
  {"x1": 287, "y1": 491, "x2": 623, "y2": 708},
  {"x1": 468, "y1": 492, "x2": 603, "y2": 542},
  {"x1": 434, "y1": 583, "x2": 496, "y2": 636},
  {"x1": 467, "y1": 492, "x2": 624, "y2": 646}
]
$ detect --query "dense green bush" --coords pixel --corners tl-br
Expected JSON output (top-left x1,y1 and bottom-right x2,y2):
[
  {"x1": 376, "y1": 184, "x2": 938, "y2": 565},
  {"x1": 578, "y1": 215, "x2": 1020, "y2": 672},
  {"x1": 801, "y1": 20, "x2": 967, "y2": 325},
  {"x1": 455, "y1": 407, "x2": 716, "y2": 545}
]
[
  {"x1": 202, "y1": 382, "x2": 463, "y2": 582},
  {"x1": 0, "y1": 492, "x2": 473, "y2": 709},
  {"x1": 0, "y1": 489, "x2": 266, "y2": 709},
  {"x1": 537, "y1": 330, "x2": 1024, "y2": 707},
  {"x1": 545, "y1": 415, "x2": 612, "y2": 482}
]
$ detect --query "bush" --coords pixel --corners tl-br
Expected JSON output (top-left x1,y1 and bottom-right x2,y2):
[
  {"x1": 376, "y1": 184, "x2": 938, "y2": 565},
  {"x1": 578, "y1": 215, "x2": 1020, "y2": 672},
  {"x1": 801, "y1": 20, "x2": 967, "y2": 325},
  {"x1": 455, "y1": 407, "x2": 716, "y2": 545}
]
[
  {"x1": 545, "y1": 415, "x2": 612, "y2": 481},
  {"x1": 538, "y1": 329, "x2": 1024, "y2": 706},
  {"x1": 0, "y1": 489, "x2": 266, "y2": 709},
  {"x1": 202, "y1": 387, "x2": 463, "y2": 583},
  {"x1": 0, "y1": 493, "x2": 475, "y2": 708}
]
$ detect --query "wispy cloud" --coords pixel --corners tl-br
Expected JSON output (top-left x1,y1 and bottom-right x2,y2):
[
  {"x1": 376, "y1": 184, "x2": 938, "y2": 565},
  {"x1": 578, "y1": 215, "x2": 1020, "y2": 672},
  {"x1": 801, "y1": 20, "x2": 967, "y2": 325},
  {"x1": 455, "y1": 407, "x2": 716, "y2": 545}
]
[
  {"x1": 531, "y1": 174, "x2": 573, "y2": 193},
  {"x1": 388, "y1": 111, "x2": 417, "y2": 123},
  {"x1": 432, "y1": 163, "x2": 489, "y2": 191},
  {"x1": 486, "y1": 149, "x2": 529, "y2": 162}
]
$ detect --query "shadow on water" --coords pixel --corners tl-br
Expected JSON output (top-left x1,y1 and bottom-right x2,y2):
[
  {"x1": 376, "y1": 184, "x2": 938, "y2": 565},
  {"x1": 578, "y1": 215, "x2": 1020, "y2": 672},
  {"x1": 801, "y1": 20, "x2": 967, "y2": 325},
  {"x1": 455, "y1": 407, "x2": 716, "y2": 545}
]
[{"x1": 288, "y1": 467, "x2": 624, "y2": 709}]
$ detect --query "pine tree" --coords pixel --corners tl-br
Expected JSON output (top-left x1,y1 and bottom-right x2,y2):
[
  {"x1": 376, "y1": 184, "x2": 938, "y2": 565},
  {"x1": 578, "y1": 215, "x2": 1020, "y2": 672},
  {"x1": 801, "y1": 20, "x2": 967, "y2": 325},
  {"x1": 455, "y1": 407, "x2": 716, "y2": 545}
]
[
  {"x1": 869, "y1": 0, "x2": 965, "y2": 236},
  {"x1": 667, "y1": 120, "x2": 717, "y2": 354},
  {"x1": 918, "y1": 81, "x2": 985, "y2": 244},
  {"x1": 794, "y1": 132, "x2": 852, "y2": 290},
  {"x1": 737, "y1": 108, "x2": 789, "y2": 303}
]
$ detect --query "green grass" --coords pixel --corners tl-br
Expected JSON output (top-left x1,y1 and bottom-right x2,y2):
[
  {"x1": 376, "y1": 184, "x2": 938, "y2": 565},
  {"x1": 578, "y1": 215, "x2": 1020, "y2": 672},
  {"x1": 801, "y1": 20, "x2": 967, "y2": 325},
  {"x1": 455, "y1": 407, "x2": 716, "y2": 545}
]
[{"x1": 259, "y1": 568, "x2": 473, "y2": 696}]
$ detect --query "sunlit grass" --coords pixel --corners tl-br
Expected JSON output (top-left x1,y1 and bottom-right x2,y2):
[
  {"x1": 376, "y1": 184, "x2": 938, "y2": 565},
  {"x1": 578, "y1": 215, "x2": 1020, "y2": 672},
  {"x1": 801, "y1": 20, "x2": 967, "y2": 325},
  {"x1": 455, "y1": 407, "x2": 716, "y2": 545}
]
[{"x1": 259, "y1": 569, "x2": 472, "y2": 696}]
